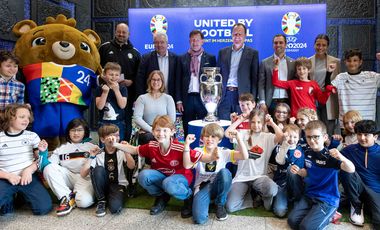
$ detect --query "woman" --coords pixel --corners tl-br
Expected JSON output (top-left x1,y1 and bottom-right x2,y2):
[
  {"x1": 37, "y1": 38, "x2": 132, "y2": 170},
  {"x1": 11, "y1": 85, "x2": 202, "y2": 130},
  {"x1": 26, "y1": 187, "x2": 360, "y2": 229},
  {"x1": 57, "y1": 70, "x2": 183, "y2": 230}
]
[
  {"x1": 309, "y1": 34, "x2": 341, "y2": 135},
  {"x1": 133, "y1": 70, "x2": 176, "y2": 144}
]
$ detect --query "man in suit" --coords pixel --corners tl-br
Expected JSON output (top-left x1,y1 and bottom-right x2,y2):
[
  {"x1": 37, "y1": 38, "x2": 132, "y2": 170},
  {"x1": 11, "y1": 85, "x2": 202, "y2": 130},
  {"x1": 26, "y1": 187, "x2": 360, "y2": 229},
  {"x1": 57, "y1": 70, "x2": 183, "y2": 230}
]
[
  {"x1": 135, "y1": 32, "x2": 177, "y2": 99},
  {"x1": 217, "y1": 23, "x2": 259, "y2": 120},
  {"x1": 258, "y1": 34, "x2": 295, "y2": 115},
  {"x1": 176, "y1": 30, "x2": 216, "y2": 135}
]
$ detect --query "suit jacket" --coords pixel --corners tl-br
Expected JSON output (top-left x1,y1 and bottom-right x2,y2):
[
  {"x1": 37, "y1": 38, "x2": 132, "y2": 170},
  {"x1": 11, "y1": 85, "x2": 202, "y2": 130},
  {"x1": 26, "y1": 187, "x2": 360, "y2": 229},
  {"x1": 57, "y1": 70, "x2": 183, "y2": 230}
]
[
  {"x1": 217, "y1": 45, "x2": 259, "y2": 100},
  {"x1": 135, "y1": 50, "x2": 178, "y2": 98},
  {"x1": 258, "y1": 55, "x2": 295, "y2": 106},
  {"x1": 175, "y1": 51, "x2": 216, "y2": 105},
  {"x1": 309, "y1": 54, "x2": 341, "y2": 120}
]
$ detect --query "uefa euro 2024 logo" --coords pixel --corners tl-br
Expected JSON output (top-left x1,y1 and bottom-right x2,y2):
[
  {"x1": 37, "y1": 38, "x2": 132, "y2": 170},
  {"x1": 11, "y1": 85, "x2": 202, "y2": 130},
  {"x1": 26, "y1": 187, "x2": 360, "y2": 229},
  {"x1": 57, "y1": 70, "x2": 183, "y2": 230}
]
[
  {"x1": 150, "y1": 15, "x2": 168, "y2": 34},
  {"x1": 281, "y1": 12, "x2": 301, "y2": 36}
]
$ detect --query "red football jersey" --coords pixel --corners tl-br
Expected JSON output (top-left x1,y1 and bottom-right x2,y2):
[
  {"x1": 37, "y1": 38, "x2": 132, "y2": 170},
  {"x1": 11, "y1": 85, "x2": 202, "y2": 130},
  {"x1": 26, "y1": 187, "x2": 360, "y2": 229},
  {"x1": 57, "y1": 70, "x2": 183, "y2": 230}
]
[{"x1": 138, "y1": 139, "x2": 202, "y2": 184}]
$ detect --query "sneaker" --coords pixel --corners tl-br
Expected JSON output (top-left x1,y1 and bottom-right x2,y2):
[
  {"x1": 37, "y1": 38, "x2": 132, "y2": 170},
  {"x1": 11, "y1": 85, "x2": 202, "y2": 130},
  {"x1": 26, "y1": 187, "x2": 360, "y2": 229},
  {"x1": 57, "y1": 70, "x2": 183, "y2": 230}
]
[
  {"x1": 150, "y1": 193, "x2": 170, "y2": 215},
  {"x1": 331, "y1": 211, "x2": 342, "y2": 224},
  {"x1": 56, "y1": 193, "x2": 76, "y2": 216},
  {"x1": 349, "y1": 204, "x2": 364, "y2": 226},
  {"x1": 127, "y1": 184, "x2": 137, "y2": 198},
  {"x1": 95, "y1": 201, "x2": 106, "y2": 217},
  {"x1": 216, "y1": 205, "x2": 228, "y2": 221},
  {"x1": 180, "y1": 196, "x2": 192, "y2": 218}
]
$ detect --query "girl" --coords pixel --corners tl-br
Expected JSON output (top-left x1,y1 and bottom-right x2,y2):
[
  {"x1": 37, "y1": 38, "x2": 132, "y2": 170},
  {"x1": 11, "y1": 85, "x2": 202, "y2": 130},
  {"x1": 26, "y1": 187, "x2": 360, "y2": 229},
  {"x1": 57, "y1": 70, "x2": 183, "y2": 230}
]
[
  {"x1": 226, "y1": 108, "x2": 283, "y2": 213},
  {"x1": 0, "y1": 104, "x2": 52, "y2": 215},
  {"x1": 40, "y1": 118, "x2": 97, "y2": 216},
  {"x1": 271, "y1": 102, "x2": 291, "y2": 132},
  {"x1": 342, "y1": 110, "x2": 362, "y2": 146},
  {"x1": 272, "y1": 57, "x2": 336, "y2": 117},
  {"x1": 184, "y1": 123, "x2": 248, "y2": 224},
  {"x1": 296, "y1": 107, "x2": 318, "y2": 149}
]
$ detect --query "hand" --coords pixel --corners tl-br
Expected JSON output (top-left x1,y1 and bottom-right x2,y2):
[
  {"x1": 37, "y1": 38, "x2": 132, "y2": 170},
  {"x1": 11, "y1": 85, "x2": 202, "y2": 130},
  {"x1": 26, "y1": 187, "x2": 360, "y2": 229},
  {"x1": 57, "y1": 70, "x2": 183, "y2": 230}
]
[
  {"x1": 20, "y1": 168, "x2": 33, "y2": 185},
  {"x1": 228, "y1": 129, "x2": 239, "y2": 139},
  {"x1": 176, "y1": 103, "x2": 184, "y2": 113},
  {"x1": 230, "y1": 112, "x2": 238, "y2": 121},
  {"x1": 327, "y1": 62, "x2": 337, "y2": 72},
  {"x1": 332, "y1": 134, "x2": 343, "y2": 142},
  {"x1": 329, "y1": 148, "x2": 342, "y2": 160},
  {"x1": 290, "y1": 164, "x2": 300, "y2": 175},
  {"x1": 38, "y1": 139, "x2": 48, "y2": 152},
  {"x1": 106, "y1": 135, "x2": 118, "y2": 145},
  {"x1": 119, "y1": 79, "x2": 132, "y2": 87},
  {"x1": 120, "y1": 140, "x2": 128, "y2": 145},
  {"x1": 259, "y1": 104, "x2": 268, "y2": 114},
  {"x1": 101, "y1": 84, "x2": 110, "y2": 93},
  {"x1": 282, "y1": 132, "x2": 290, "y2": 145},
  {"x1": 185, "y1": 134, "x2": 196, "y2": 145},
  {"x1": 273, "y1": 57, "x2": 280, "y2": 68},
  {"x1": 265, "y1": 114, "x2": 273, "y2": 125},
  {"x1": 109, "y1": 82, "x2": 120, "y2": 91},
  {"x1": 289, "y1": 117, "x2": 296, "y2": 124},
  {"x1": 7, "y1": 173, "x2": 21, "y2": 185},
  {"x1": 89, "y1": 146, "x2": 101, "y2": 157},
  {"x1": 278, "y1": 123, "x2": 284, "y2": 131}
]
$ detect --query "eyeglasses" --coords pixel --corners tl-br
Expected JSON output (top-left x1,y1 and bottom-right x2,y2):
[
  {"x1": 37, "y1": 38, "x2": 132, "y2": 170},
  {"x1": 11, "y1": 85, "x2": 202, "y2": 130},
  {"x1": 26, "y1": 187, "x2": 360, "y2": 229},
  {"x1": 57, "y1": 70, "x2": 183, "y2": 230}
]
[
  {"x1": 151, "y1": 78, "x2": 162, "y2": 82},
  {"x1": 306, "y1": 135, "x2": 321, "y2": 141},
  {"x1": 70, "y1": 128, "x2": 85, "y2": 133},
  {"x1": 275, "y1": 110, "x2": 288, "y2": 114}
]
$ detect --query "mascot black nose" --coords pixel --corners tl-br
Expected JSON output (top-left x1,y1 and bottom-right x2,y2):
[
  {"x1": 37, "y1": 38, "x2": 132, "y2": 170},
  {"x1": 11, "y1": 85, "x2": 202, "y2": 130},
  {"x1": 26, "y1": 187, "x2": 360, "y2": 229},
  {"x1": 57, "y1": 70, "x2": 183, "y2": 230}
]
[{"x1": 59, "y1": 41, "x2": 70, "y2": 48}]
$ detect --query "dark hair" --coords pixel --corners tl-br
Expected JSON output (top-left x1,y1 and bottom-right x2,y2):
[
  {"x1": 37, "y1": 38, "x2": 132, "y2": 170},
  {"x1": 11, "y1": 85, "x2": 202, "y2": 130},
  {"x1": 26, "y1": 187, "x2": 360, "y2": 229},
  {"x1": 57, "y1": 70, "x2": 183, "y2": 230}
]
[
  {"x1": 65, "y1": 118, "x2": 90, "y2": 142},
  {"x1": 239, "y1": 93, "x2": 255, "y2": 103},
  {"x1": 0, "y1": 50, "x2": 19, "y2": 65},
  {"x1": 98, "y1": 123, "x2": 119, "y2": 139},
  {"x1": 314, "y1": 34, "x2": 330, "y2": 46},
  {"x1": 273, "y1": 34, "x2": 287, "y2": 44},
  {"x1": 354, "y1": 120, "x2": 379, "y2": 135},
  {"x1": 344, "y1": 48, "x2": 362, "y2": 61},
  {"x1": 189, "y1": 30, "x2": 204, "y2": 39},
  {"x1": 232, "y1": 23, "x2": 247, "y2": 35}
]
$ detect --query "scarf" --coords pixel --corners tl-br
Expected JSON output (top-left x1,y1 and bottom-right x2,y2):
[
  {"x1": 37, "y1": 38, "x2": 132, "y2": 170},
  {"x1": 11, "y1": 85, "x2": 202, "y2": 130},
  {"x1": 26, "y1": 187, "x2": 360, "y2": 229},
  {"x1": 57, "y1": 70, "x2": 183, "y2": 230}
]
[{"x1": 188, "y1": 47, "x2": 204, "y2": 76}]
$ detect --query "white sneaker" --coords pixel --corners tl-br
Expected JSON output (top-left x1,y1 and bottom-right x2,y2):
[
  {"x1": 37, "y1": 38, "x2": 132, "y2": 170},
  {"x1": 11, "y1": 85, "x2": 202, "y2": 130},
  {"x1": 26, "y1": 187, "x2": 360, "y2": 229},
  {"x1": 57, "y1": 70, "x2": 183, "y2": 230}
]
[{"x1": 349, "y1": 204, "x2": 364, "y2": 227}]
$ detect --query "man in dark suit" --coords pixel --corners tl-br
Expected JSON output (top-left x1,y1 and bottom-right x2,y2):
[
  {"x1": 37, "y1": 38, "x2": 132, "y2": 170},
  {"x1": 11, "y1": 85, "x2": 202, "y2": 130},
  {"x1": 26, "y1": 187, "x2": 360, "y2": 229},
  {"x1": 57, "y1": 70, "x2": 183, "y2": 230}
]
[
  {"x1": 176, "y1": 30, "x2": 216, "y2": 135},
  {"x1": 258, "y1": 34, "x2": 295, "y2": 115},
  {"x1": 135, "y1": 32, "x2": 177, "y2": 99},
  {"x1": 217, "y1": 23, "x2": 259, "y2": 120}
]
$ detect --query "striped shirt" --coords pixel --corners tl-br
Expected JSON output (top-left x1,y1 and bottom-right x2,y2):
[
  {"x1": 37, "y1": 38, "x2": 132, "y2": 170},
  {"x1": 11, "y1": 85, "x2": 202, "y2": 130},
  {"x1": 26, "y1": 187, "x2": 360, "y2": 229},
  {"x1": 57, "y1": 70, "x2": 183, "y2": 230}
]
[
  {"x1": 0, "y1": 130, "x2": 40, "y2": 176},
  {"x1": 331, "y1": 71, "x2": 380, "y2": 127},
  {"x1": 0, "y1": 76, "x2": 25, "y2": 111}
]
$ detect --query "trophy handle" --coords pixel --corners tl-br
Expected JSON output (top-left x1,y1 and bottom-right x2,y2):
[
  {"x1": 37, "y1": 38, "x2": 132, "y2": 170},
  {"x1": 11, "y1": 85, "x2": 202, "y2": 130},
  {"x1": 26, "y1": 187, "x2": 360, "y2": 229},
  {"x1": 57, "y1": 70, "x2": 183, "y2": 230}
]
[
  {"x1": 214, "y1": 73, "x2": 222, "y2": 83},
  {"x1": 200, "y1": 73, "x2": 208, "y2": 83}
]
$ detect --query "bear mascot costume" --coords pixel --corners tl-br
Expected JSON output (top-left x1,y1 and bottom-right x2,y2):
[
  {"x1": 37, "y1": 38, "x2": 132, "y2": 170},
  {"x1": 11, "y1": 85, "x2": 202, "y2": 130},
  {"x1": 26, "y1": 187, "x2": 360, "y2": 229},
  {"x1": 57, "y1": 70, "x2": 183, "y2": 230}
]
[{"x1": 12, "y1": 14, "x2": 102, "y2": 148}]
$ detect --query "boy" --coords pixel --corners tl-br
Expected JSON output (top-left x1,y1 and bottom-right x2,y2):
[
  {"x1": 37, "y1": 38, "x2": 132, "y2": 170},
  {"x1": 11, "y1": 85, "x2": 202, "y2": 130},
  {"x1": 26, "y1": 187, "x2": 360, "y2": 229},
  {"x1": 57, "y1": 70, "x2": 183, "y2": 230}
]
[
  {"x1": 113, "y1": 115, "x2": 202, "y2": 217},
  {"x1": 96, "y1": 62, "x2": 127, "y2": 141},
  {"x1": 340, "y1": 120, "x2": 380, "y2": 228},
  {"x1": 90, "y1": 124, "x2": 135, "y2": 217},
  {"x1": 287, "y1": 120, "x2": 355, "y2": 230},
  {"x1": 228, "y1": 93, "x2": 256, "y2": 139},
  {"x1": 0, "y1": 50, "x2": 24, "y2": 111},
  {"x1": 331, "y1": 49, "x2": 380, "y2": 128}
]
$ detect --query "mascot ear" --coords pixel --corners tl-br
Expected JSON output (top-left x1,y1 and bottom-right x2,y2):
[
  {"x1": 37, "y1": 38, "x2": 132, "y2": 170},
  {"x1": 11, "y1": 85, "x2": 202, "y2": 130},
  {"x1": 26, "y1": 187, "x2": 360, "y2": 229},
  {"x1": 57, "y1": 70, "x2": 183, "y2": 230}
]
[
  {"x1": 83, "y1": 29, "x2": 101, "y2": 47},
  {"x1": 12, "y1": 20, "x2": 37, "y2": 37}
]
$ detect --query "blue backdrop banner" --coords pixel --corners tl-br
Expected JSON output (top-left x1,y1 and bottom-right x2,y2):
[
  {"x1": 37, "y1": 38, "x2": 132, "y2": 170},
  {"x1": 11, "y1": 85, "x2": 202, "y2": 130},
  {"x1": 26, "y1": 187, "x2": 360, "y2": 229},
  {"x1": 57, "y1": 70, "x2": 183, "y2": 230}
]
[{"x1": 129, "y1": 4, "x2": 326, "y2": 60}]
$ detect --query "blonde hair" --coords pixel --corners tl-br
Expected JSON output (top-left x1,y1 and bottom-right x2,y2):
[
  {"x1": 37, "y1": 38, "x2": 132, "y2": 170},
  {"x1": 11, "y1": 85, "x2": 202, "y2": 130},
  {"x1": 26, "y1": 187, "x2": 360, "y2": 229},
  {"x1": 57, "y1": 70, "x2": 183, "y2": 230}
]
[
  {"x1": 201, "y1": 123, "x2": 224, "y2": 140},
  {"x1": 284, "y1": 123, "x2": 301, "y2": 136},
  {"x1": 147, "y1": 70, "x2": 166, "y2": 93},
  {"x1": 152, "y1": 115, "x2": 175, "y2": 131},
  {"x1": 1, "y1": 104, "x2": 33, "y2": 132},
  {"x1": 103, "y1": 62, "x2": 121, "y2": 74},
  {"x1": 343, "y1": 110, "x2": 363, "y2": 134},
  {"x1": 98, "y1": 123, "x2": 119, "y2": 138},
  {"x1": 297, "y1": 108, "x2": 318, "y2": 121},
  {"x1": 305, "y1": 120, "x2": 327, "y2": 134}
]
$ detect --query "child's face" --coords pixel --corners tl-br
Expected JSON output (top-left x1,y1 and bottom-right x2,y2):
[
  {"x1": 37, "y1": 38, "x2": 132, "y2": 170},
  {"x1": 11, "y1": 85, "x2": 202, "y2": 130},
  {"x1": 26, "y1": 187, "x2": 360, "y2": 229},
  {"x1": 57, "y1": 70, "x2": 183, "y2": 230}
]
[
  {"x1": 153, "y1": 126, "x2": 174, "y2": 144},
  {"x1": 9, "y1": 108, "x2": 30, "y2": 132},
  {"x1": 297, "y1": 114, "x2": 310, "y2": 130},
  {"x1": 305, "y1": 128, "x2": 327, "y2": 152},
  {"x1": 250, "y1": 115, "x2": 263, "y2": 133},
  {"x1": 201, "y1": 135, "x2": 220, "y2": 150},
  {"x1": 296, "y1": 65, "x2": 310, "y2": 81},
  {"x1": 69, "y1": 125, "x2": 85, "y2": 144},
  {"x1": 101, "y1": 132, "x2": 120, "y2": 147},
  {"x1": 343, "y1": 119, "x2": 356, "y2": 134},
  {"x1": 103, "y1": 69, "x2": 120, "y2": 84},
  {"x1": 345, "y1": 55, "x2": 362, "y2": 73},
  {"x1": 0, "y1": 59, "x2": 18, "y2": 79},
  {"x1": 239, "y1": 100, "x2": 255, "y2": 114},
  {"x1": 357, "y1": 133, "x2": 378, "y2": 148},
  {"x1": 287, "y1": 130, "x2": 300, "y2": 147},
  {"x1": 274, "y1": 106, "x2": 289, "y2": 122}
]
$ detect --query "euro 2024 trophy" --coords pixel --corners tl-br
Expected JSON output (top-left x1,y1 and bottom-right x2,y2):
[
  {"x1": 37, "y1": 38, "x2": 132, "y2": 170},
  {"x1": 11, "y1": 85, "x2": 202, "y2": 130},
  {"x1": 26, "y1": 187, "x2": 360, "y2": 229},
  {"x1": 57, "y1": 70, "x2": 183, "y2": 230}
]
[{"x1": 200, "y1": 67, "x2": 222, "y2": 122}]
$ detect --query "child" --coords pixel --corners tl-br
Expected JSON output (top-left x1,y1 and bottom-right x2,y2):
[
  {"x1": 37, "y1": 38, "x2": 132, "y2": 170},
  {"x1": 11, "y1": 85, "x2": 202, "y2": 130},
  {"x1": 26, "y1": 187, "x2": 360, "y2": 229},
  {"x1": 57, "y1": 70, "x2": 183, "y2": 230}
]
[
  {"x1": 96, "y1": 62, "x2": 127, "y2": 141},
  {"x1": 296, "y1": 107, "x2": 318, "y2": 149},
  {"x1": 0, "y1": 104, "x2": 52, "y2": 215},
  {"x1": 0, "y1": 50, "x2": 24, "y2": 111},
  {"x1": 225, "y1": 108, "x2": 283, "y2": 213},
  {"x1": 229, "y1": 93, "x2": 256, "y2": 139},
  {"x1": 183, "y1": 123, "x2": 248, "y2": 224},
  {"x1": 38, "y1": 118, "x2": 97, "y2": 216},
  {"x1": 272, "y1": 57, "x2": 335, "y2": 117},
  {"x1": 331, "y1": 49, "x2": 380, "y2": 128},
  {"x1": 113, "y1": 115, "x2": 202, "y2": 217},
  {"x1": 287, "y1": 120, "x2": 355, "y2": 230},
  {"x1": 272, "y1": 102, "x2": 291, "y2": 131},
  {"x1": 271, "y1": 124, "x2": 304, "y2": 217},
  {"x1": 340, "y1": 120, "x2": 380, "y2": 228},
  {"x1": 342, "y1": 110, "x2": 362, "y2": 146},
  {"x1": 89, "y1": 124, "x2": 135, "y2": 217}
]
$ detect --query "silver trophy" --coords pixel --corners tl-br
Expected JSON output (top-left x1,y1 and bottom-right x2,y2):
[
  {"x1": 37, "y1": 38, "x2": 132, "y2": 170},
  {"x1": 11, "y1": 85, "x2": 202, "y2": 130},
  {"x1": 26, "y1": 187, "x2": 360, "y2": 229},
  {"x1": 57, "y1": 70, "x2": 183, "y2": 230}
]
[{"x1": 200, "y1": 67, "x2": 223, "y2": 122}]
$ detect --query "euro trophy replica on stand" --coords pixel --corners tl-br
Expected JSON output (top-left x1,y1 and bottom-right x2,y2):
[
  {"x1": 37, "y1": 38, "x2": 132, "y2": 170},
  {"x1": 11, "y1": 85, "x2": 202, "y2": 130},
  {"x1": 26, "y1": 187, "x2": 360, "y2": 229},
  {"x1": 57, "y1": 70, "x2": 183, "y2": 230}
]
[{"x1": 200, "y1": 67, "x2": 222, "y2": 122}]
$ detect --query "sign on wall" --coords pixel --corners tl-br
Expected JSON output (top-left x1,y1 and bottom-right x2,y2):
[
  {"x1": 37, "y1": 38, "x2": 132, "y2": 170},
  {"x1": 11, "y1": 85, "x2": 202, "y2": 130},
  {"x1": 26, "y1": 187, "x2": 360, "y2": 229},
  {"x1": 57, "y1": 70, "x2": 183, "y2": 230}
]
[{"x1": 129, "y1": 4, "x2": 326, "y2": 60}]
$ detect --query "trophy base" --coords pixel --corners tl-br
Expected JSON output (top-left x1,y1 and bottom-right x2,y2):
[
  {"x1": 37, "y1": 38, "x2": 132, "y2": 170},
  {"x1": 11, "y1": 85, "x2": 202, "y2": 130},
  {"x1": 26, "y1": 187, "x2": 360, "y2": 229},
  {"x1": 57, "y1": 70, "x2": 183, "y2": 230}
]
[{"x1": 202, "y1": 115, "x2": 219, "y2": 123}]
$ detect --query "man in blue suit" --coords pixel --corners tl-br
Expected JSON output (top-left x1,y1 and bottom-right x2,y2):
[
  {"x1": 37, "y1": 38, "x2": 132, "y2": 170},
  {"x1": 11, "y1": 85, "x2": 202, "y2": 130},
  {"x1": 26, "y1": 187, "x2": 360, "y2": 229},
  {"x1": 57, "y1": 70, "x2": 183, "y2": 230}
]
[
  {"x1": 176, "y1": 30, "x2": 216, "y2": 135},
  {"x1": 135, "y1": 32, "x2": 177, "y2": 99},
  {"x1": 217, "y1": 23, "x2": 259, "y2": 120}
]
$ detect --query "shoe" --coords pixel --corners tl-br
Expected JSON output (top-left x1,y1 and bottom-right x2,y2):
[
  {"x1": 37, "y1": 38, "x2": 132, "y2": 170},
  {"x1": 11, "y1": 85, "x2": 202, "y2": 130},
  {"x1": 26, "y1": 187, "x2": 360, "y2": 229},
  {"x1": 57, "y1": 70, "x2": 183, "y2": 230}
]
[
  {"x1": 56, "y1": 192, "x2": 76, "y2": 216},
  {"x1": 150, "y1": 193, "x2": 170, "y2": 215},
  {"x1": 0, "y1": 202, "x2": 14, "y2": 218},
  {"x1": 180, "y1": 196, "x2": 192, "y2": 218},
  {"x1": 331, "y1": 211, "x2": 342, "y2": 224},
  {"x1": 216, "y1": 205, "x2": 228, "y2": 221},
  {"x1": 95, "y1": 201, "x2": 106, "y2": 217},
  {"x1": 127, "y1": 184, "x2": 137, "y2": 198},
  {"x1": 262, "y1": 196, "x2": 273, "y2": 211},
  {"x1": 349, "y1": 204, "x2": 364, "y2": 226}
]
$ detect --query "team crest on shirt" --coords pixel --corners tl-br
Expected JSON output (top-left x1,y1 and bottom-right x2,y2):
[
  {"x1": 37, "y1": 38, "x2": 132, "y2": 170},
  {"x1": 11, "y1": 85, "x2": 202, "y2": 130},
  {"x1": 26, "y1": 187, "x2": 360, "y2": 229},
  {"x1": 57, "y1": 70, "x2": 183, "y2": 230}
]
[
  {"x1": 22, "y1": 139, "x2": 30, "y2": 145},
  {"x1": 308, "y1": 87, "x2": 314, "y2": 94},
  {"x1": 107, "y1": 159, "x2": 115, "y2": 171},
  {"x1": 294, "y1": 150, "x2": 302, "y2": 158},
  {"x1": 170, "y1": 160, "x2": 179, "y2": 167},
  {"x1": 128, "y1": 53, "x2": 133, "y2": 59}
]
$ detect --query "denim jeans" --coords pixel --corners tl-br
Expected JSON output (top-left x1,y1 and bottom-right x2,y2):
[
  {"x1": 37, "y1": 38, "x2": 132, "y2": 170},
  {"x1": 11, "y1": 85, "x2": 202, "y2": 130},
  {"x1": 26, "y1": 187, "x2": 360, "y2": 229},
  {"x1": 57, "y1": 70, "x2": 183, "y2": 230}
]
[
  {"x1": 0, "y1": 174, "x2": 52, "y2": 215},
  {"x1": 192, "y1": 169, "x2": 232, "y2": 224},
  {"x1": 287, "y1": 196, "x2": 336, "y2": 230},
  {"x1": 138, "y1": 169, "x2": 192, "y2": 200}
]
